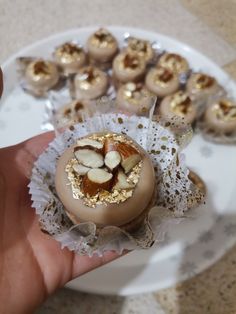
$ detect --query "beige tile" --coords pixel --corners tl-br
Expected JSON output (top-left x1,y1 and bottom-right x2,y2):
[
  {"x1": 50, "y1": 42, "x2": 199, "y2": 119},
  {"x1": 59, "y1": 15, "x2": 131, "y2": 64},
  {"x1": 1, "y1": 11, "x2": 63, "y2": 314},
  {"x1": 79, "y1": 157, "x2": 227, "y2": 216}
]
[
  {"x1": 224, "y1": 59, "x2": 236, "y2": 80},
  {"x1": 155, "y1": 245, "x2": 236, "y2": 314},
  {"x1": 181, "y1": 0, "x2": 236, "y2": 48},
  {"x1": 0, "y1": 0, "x2": 236, "y2": 66}
]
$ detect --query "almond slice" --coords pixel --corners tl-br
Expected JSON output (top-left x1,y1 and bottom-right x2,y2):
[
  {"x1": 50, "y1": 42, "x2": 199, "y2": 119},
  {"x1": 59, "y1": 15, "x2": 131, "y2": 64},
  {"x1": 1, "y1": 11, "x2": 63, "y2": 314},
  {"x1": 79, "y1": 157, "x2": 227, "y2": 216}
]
[
  {"x1": 75, "y1": 138, "x2": 104, "y2": 153},
  {"x1": 82, "y1": 168, "x2": 113, "y2": 196},
  {"x1": 104, "y1": 138, "x2": 117, "y2": 154},
  {"x1": 77, "y1": 138, "x2": 103, "y2": 149},
  {"x1": 116, "y1": 142, "x2": 141, "y2": 173},
  {"x1": 113, "y1": 169, "x2": 135, "y2": 190},
  {"x1": 72, "y1": 163, "x2": 91, "y2": 175},
  {"x1": 104, "y1": 151, "x2": 121, "y2": 171},
  {"x1": 74, "y1": 149, "x2": 104, "y2": 168}
]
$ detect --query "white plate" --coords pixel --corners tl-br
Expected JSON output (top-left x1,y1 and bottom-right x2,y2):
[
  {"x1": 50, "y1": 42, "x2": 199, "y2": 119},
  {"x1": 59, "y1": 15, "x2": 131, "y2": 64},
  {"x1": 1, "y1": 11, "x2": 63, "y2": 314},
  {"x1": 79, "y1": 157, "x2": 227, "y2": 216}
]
[{"x1": 1, "y1": 26, "x2": 236, "y2": 295}]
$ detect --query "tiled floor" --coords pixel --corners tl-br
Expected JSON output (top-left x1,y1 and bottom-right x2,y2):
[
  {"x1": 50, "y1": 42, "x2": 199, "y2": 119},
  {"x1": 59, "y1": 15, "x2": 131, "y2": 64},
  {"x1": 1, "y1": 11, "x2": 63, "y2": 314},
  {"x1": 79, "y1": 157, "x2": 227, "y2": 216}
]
[{"x1": 181, "y1": 0, "x2": 236, "y2": 48}]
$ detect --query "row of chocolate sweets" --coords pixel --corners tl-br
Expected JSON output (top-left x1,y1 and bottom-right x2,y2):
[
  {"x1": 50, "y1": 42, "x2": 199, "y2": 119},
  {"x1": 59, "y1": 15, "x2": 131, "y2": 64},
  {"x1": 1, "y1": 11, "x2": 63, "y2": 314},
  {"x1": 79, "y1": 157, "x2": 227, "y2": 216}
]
[{"x1": 17, "y1": 28, "x2": 236, "y2": 144}]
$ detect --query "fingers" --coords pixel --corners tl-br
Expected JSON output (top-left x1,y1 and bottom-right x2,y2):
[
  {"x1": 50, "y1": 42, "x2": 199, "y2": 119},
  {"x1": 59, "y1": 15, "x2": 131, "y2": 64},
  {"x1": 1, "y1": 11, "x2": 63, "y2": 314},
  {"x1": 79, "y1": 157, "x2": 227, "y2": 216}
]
[
  {"x1": 20, "y1": 131, "x2": 55, "y2": 159},
  {"x1": 0, "y1": 68, "x2": 3, "y2": 97},
  {"x1": 14, "y1": 131, "x2": 55, "y2": 178}
]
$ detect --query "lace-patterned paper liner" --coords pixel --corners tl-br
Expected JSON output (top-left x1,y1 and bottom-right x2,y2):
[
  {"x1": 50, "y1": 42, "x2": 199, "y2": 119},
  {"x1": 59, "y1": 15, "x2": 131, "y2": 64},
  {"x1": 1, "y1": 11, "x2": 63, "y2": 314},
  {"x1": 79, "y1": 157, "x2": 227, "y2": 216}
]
[
  {"x1": 16, "y1": 57, "x2": 66, "y2": 98},
  {"x1": 42, "y1": 90, "x2": 157, "y2": 133},
  {"x1": 54, "y1": 206, "x2": 183, "y2": 256},
  {"x1": 29, "y1": 113, "x2": 204, "y2": 255}
]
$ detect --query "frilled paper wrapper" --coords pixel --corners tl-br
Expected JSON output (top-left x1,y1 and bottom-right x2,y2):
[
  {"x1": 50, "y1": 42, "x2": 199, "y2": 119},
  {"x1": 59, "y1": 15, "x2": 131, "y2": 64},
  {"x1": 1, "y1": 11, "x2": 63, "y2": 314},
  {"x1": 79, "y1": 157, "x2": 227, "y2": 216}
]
[{"x1": 29, "y1": 113, "x2": 204, "y2": 256}]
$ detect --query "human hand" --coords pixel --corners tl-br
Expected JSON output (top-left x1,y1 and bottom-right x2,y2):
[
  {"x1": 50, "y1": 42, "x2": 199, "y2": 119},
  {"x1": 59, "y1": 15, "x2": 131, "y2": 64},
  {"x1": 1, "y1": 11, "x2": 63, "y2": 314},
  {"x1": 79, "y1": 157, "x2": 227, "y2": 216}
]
[
  {"x1": 0, "y1": 133, "x2": 120, "y2": 314},
  {"x1": 0, "y1": 71, "x2": 120, "y2": 314}
]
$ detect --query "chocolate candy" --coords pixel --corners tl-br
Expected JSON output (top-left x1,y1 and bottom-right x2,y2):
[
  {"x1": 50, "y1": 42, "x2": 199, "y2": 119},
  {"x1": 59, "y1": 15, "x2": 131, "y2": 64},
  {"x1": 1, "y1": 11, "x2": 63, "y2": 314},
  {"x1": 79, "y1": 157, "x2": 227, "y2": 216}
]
[
  {"x1": 126, "y1": 37, "x2": 154, "y2": 63},
  {"x1": 116, "y1": 82, "x2": 155, "y2": 116},
  {"x1": 55, "y1": 132, "x2": 155, "y2": 227},
  {"x1": 73, "y1": 66, "x2": 108, "y2": 99},
  {"x1": 25, "y1": 59, "x2": 60, "y2": 92},
  {"x1": 54, "y1": 42, "x2": 86, "y2": 75},
  {"x1": 159, "y1": 91, "x2": 197, "y2": 125},
  {"x1": 112, "y1": 52, "x2": 146, "y2": 84},
  {"x1": 186, "y1": 73, "x2": 220, "y2": 104},
  {"x1": 145, "y1": 66, "x2": 179, "y2": 97},
  {"x1": 204, "y1": 98, "x2": 236, "y2": 133},
  {"x1": 158, "y1": 53, "x2": 189, "y2": 75},
  {"x1": 87, "y1": 28, "x2": 118, "y2": 63}
]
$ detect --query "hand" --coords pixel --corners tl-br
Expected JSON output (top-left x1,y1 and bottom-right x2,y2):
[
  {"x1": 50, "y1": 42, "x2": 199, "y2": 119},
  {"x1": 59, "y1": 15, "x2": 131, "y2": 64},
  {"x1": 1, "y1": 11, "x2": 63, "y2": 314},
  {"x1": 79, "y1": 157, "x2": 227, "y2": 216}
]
[
  {"x1": 0, "y1": 70, "x2": 120, "y2": 314},
  {"x1": 0, "y1": 133, "x2": 120, "y2": 314}
]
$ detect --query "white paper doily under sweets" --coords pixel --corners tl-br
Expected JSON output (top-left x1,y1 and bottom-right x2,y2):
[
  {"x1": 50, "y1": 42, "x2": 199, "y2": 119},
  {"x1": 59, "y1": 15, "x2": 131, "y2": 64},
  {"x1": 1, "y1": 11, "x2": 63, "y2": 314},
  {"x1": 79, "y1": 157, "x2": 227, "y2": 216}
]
[{"x1": 29, "y1": 113, "x2": 204, "y2": 256}]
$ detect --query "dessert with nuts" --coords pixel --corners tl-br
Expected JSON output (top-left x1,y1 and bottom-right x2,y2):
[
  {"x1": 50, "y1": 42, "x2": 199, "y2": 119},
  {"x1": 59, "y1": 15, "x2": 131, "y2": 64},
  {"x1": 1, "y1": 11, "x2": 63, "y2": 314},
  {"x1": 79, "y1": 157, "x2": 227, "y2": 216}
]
[
  {"x1": 158, "y1": 53, "x2": 189, "y2": 75},
  {"x1": 186, "y1": 73, "x2": 220, "y2": 104},
  {"x1": 145, "y1": 66, "x2": 179, "y2": 97},
  {"x1": 116, "y1": 82, "x2": 155, "y2": 116},
  {"x1": 203, "y1": 98, "x2": 236, "y2": 134},
  {"x1": 112, "y1": 52, "x2": 146, "y2": 84},
  {"x1": 126, "y1": 37, "x2": 154, "y2": 63},
  {"x1": 55, "y1": 132, "x2": 155, "y2": 231},
  {"x1": 73, "y1": 66, "x2": 108, "y2": 99},
  {"x1": 53, "y1": 42, "x2": 86, "y2": 75},
  {"x1": 55, "y1": 100, "x2": 93, "y2": 129},
  {"x1": 159, "y1": 91, "x2": 197, "y2": 126},
  {"x1": 25, "y1": 59, "x2": 60, "y2": 95},
  {"x1": 87, "y1": 28, "x2": 118, "y2": 65}
]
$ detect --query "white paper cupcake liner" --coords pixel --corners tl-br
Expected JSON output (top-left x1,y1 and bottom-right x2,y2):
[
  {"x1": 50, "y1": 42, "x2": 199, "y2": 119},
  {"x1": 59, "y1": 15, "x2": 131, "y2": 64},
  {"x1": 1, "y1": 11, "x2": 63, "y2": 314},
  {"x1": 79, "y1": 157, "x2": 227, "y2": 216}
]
[{"x1": 29, "y1": 113, "x2": 204, "y2": 255}]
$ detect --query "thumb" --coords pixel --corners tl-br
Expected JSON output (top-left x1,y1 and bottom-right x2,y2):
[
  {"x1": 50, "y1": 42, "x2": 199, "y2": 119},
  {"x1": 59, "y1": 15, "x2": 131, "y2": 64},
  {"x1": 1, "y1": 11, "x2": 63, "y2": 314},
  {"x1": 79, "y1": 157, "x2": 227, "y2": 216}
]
[{"x1": 13, "y1": 131, "x2": 55, "y2": 179}]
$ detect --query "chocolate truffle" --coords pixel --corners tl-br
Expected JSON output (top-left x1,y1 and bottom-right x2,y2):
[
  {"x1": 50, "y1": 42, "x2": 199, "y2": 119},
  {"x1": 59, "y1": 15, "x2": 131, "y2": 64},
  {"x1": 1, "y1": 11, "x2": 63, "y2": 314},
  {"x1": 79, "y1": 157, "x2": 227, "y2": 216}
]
[
  {"x1": 186, "y1": 73, "x2": 219, "y2": 103},
  {"x1": 126, "y1": 37, "x2": 154, "y2": 63},
  {"x1": 25, "y1": 59, "x2": 60, "y2": 91},
  {"x1": 116, "y1": 82, "x2": 155, "y2": 116},
  {"x1": 54, "y1": 42, "x2": 86, "y2": 75},
  {"x1": 55, "y1": 100, "x2": 93, "y2": 129},
  {"x1": 159, "y1": 91, "x2": 197, "y2": 125},
  {"x1": 145, "y1": 66, "x2": 179, "y2": 97},
  {"x1": 204, "y1": 98, "x2": 236, "y2": 133},
  {"x1": 87, "y1": 28, "x2": 118, "y2": 63},
  {"x1": 158, "y1": 53, "x2": 189, "y2": 75},
  {"x1": 55, "y1": 132, "x2": 155, "y2": 229},
  {"x1": 112, "y1": 52, "x2": 146, "y2": 84},
  {"x1": 73, "y1": 66, "x2": 108, "y2": 99}
]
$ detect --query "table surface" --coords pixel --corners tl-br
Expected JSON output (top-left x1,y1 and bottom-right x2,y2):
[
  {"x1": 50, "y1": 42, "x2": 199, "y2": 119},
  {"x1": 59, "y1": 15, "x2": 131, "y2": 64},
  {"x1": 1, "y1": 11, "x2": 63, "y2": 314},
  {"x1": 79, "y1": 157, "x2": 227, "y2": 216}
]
[{"x1": 1, "y1": 0, "x2": 236, "y2": 313}]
